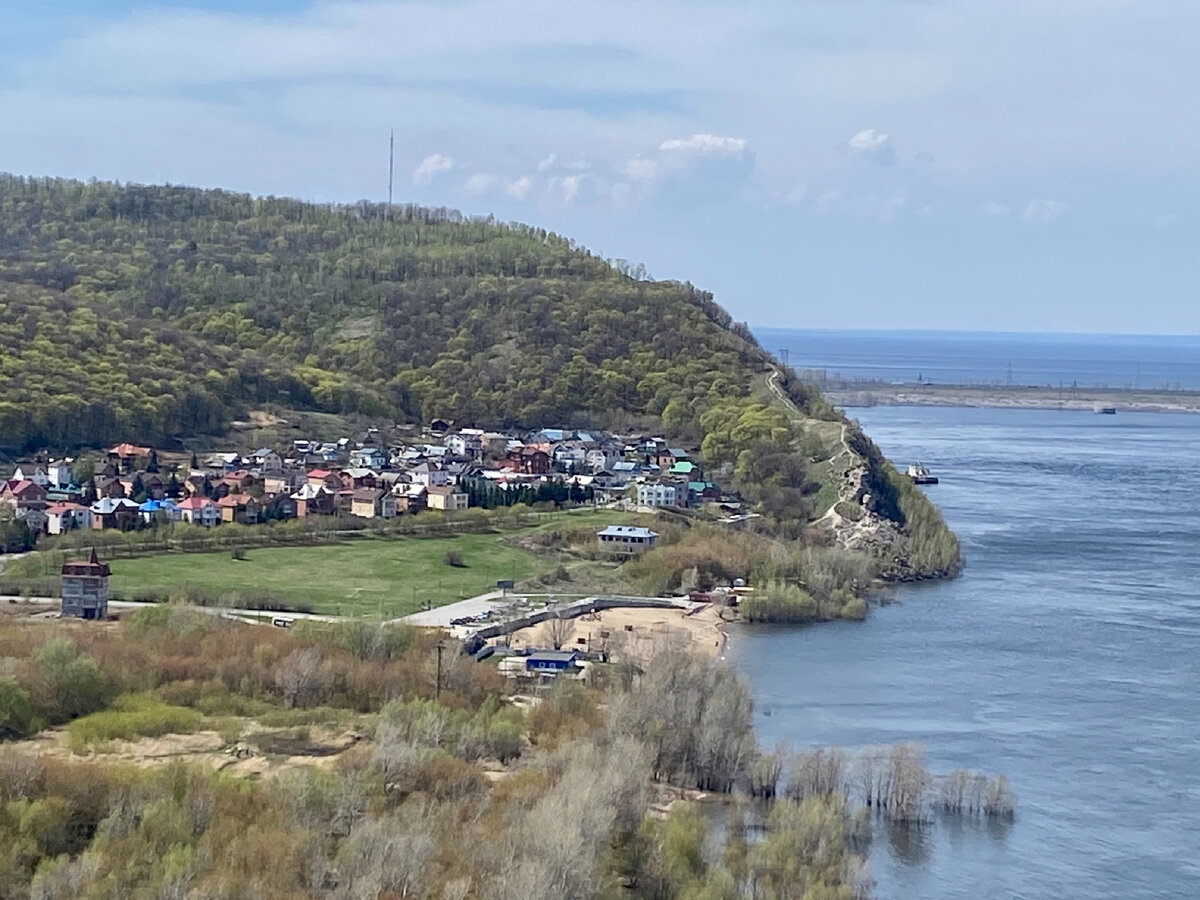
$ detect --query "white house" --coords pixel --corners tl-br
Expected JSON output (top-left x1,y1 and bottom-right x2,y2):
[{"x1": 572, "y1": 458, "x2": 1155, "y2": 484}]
[
  {"x1": 586, "y1": 448, "x2": 622, "y2": 471},
  {"x1": 47, "y1": 459, "x2": 75, "y2": 489},
  {"x1": 45, "y1": 502, "x2": 92, "y2": 534},
  {"x1": 637, "y1": 482, "x2": 682, "y2": 508},
  {"x1": 411, "y1": 461, "x2": 448, "y2": 487},
  {"x1": 176, "y1": 496, "x2": 221, "y2": 527},
  {"x1": 350, "y1": 447, "x2": 388, "y2": 470},
  {"x1": 12, "y1": 466, "x2": 50, "y2": 487}
]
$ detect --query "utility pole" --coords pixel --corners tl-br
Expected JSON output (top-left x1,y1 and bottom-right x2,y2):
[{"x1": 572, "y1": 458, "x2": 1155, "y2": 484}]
[
  {"x1": 435, "y1": 642, "x2": 443, "y2": 700},
  {"x1": 387, "y1": 129, "x2": 394, "y2": 209}
]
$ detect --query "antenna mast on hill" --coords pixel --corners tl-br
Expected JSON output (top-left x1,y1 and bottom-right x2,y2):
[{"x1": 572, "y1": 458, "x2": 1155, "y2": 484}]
[{"x1": 387, "y1": 129, "x2": 394, "y2": 208}]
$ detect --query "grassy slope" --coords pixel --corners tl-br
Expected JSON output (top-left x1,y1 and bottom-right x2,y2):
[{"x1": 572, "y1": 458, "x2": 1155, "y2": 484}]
[{"x1": 109, "y1": 534, "x2": 543, "y2": 618}]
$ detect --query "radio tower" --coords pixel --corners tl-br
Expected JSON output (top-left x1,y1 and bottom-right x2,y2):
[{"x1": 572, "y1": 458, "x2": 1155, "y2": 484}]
[{"x1": 387, "y1": 130, "x2": 394, "y2": 208}]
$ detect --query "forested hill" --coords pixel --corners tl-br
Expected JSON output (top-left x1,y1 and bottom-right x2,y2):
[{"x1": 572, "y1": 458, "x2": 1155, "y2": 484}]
[{"x1": 0, "y1": 174, "x2": 811, "y2": 448}]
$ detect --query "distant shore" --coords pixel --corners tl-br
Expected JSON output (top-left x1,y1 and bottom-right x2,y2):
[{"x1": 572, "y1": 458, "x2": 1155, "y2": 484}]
[{"x1": 821, "y1": 381, "x2": 1200, "y2": 414}]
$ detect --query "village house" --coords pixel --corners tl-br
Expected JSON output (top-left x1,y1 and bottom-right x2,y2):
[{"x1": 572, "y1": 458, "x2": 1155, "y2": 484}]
[
  {"x1": 93, "y1": 474, "x2": 127, "y2": 499},
  {"x1": 637, "y1": 482, "x2": 687, "y2": 509},
  {"x1": 656, "y1": 447, "x2": 690, "y2": 470},
  {"x1": 392, "y1": 483, "x2": 427, "y2": 513},
  {"x1": 120, "y1": 471, "x2": 166, "y2": 500},
  {"x1": 411, "y1": 461, "x2": 449, "y2": 488},
  {"x1": 263, "y1": 469, "x2": 305, "y2": 495},
  {"x1": 350, "y1": 488, "x2": 397, "y2": 519},
  {"x1": 137, "y1": 499, "x2": 181, "y2": 524},
  {"x1": 596, "y1": 525, "x2": 659, "y2": 554},
  {"x1": 45, "y1": 502, "x2": 92, "y2": 534},
  {"x1": 249, "y1": 448, "x2": 283, "y2": 474},
  {"x1": 108, "y1": 443, "x2": 151, "y2": 474},
  {"x1": 306, "y1": 468, "x2": 343, "y2": 490},
  {"x1": 47, "y1": 459, "x2": 75, "y2": 489},
  {"x1": 259, "y1": 493, "x2": 297, "y2": 521},
  {"x1": 176, "y1": 496, "x2": 221, "y2": 527},
  {"x1": 12, "y1": 466, "x2": 50, "y2": 487},
  {"x1": 291, "y1": 483, "x2": 336, "y2": 517},
  {"x1": 349, "y1": 446, "x2": 388, "y2": 470},
  {"x1": 339, "y1": 468, "x2": 378, "y2": 490},
  {"x1": 426, "y1": 484, "x2": 469, "y2": 511},
  {"x1": 90, "y1": 497, "x2": 140, "y2": 530},
  {"x1": 60, "y1": 550, "x2": 110, "y2": 620},
  {"x1": 217, "y1": 494, "x2": 261, "y2": 525},
  {"x1": 508, "y1": 447, "x2": 551, "y2": 475}
]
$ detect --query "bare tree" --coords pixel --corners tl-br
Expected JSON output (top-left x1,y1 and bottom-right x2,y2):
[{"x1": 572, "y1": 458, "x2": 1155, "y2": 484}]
[
  {"x1": 275, "y1": 647, "x2": 322, "y2": 709},
  {"x1": 542, "y1": 612, "x2": 575, "y2": 650}
]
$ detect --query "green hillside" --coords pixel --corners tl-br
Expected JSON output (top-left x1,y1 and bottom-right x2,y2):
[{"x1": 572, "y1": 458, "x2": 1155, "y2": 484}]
[
  {"x1": 0, "y1": 174, "x2": 810, "y2": 447},
  {"x1": 0, "y1": 175, "x2": 958, "y2": 576}
]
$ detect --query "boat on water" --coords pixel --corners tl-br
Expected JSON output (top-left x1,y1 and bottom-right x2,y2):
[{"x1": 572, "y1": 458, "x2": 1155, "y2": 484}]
[
  {"x1": 906, "y1": 463, "x2": 939, "y2": 485},
  {"x1": 1094, "y1": 404, "x2": 1117, "y2": 415}
]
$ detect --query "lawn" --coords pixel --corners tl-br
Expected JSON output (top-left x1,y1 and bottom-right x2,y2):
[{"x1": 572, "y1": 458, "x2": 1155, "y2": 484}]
[
  {"x1": 106, "y1": 508, "x2": 660, "y2": 618},
  {"x1": 108, "y1": 533, "x2": 549, "y2": 618}
]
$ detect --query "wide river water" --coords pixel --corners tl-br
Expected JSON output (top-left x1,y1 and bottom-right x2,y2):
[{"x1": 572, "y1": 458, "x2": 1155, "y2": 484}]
[{"x1": 728, "y1": 405, "x2": 1200, "y2": 899}]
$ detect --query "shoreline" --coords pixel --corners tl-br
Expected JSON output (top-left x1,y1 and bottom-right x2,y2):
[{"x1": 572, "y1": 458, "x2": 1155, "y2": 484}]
[{"x1": 821, "y1": 382, "x2": 1200, "y2": 414}]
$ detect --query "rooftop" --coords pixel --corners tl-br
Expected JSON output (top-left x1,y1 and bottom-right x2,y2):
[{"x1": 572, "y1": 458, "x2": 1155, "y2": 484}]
[{"x1": 596, "y1": 525, "x2": 658, "y2": 539}]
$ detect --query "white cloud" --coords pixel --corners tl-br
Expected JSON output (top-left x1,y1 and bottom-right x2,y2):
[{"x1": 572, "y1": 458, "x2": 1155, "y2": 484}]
[
  {"x1": 980, "y1": 202, "x2": 1011, "y2": 217},
  {"x1": 1154, "y1": 212, "x2": 1181, "y2": 228},
  {"x1": 461, "y1": 172, "x2": 500, "y2": 195},
  {"x1": 845, "y1": 128, "x2": 896, "y2": 165},
  {"x1": 659, "y1": 133, "x2": 749, "y2": 157},
  {"x1": 412, "y1": 153, "x2": 456, "y2": 186},
  {"x1": 537, "y1": 153, "x2": 558, "y2": 172},
  {"x1": 784, "y1": 184, "x2": 809, "y2": 204},
  {"x1": 506, "y1": 175, "x2": 534, "y2": 200},
  {"x1": 623, "y1": 157, "x2": 659, "y2": 181},
  {"x1": 1021, "y1": 198, "x2": 1067, "y2": 223},
  {"x1": 815, "y1": 189, "x2": 842, "y2": 211},
  {"x1": 551, "y1": 174, "x2": 582, "y2": 205}
]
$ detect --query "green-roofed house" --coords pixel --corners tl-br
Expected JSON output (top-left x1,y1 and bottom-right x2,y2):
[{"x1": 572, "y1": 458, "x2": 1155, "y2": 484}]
[
  {"x1": 669, "y1": 460, "x2": 699, "y2": 477},
  {"x1": 688, "y1": 481, "x2": 723, "y2": 504}
]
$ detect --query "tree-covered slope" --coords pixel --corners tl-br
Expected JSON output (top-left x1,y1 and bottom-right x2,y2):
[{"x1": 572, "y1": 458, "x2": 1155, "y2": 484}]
[
  {"x1": 0, "y1": 174, "x2": 958, "y2": 576},
  {"x1": 0, "y1": 175, "x2": 793, "y2": 447}
]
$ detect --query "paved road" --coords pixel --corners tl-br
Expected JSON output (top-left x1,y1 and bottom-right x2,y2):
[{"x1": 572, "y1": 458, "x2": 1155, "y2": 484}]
[{"x1": 398, "y1": 590, "x2": 508, "y2": 627}]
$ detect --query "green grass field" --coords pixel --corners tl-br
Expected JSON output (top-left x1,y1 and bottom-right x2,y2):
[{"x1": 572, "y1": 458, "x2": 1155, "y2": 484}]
[
  {"x1": 107, "y1": 509, "x2": 656, "y2": 618},
  {"x1": 109, "y1": 533, "x2": 546, "y2": 618}
]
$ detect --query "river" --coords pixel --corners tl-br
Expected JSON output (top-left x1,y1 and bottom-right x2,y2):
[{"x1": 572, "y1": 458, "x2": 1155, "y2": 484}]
[{"x1": 728, "y1": 405, "x2": 1200, "y2": 899}]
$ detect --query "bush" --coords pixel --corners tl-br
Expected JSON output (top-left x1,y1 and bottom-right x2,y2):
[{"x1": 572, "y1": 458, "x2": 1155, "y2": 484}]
[
  {"x1": 0, "y1": 677, "x2": 34, "y2": 739},
  {"x1": 67, "y1": 693, "x2": 204, "y2": 750},
  {"x1": 443, "y1": 550, "x2": 465, "y2": 567}
]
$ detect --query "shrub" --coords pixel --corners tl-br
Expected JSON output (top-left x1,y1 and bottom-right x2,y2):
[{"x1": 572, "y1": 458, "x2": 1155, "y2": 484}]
[
  {"x1": 443, "y1": 550, "x2": 465, "y2": 567},
  {"x1": 67, "y1": 693, "x2": 204, "y2": 750},
  {"x1": 0, "y1": 677, "x2": 34, "y2": 739}
]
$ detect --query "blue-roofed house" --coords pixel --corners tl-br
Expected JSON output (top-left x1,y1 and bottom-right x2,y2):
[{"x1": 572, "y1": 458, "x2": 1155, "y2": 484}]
[{"x1": 525, "y1": 650, "x2": 580, "y2": 673}]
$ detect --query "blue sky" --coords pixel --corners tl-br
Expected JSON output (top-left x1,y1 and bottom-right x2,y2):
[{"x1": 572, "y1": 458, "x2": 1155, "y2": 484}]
[{"x1": 4, "y1": 1, "x2": 1199, "y2": 332}]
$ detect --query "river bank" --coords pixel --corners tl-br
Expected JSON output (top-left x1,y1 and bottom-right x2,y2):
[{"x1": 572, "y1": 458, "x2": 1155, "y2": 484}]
[{"x1": 822, "y1": 381, "x2": 1200, "y2": 414}]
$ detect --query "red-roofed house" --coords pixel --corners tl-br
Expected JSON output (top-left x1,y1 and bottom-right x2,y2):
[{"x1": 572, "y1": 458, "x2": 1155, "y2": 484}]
[
  {"x1": 46, "y1": 502, "x2": 93, "y2": 535},
  {"x1": 176, "y1": 496, "x2": 221, "y2": 527}
]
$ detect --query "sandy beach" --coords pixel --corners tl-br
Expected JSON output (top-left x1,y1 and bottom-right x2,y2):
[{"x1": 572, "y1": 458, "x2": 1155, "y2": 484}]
[{"x1": 497, "y1": 602, "x2": 730, "y2": 661}]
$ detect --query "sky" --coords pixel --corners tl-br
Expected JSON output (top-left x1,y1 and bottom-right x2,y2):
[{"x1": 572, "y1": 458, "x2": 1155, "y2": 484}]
[{"x1": 3, "y1": 1, "x2": 1199, "y2": 333}]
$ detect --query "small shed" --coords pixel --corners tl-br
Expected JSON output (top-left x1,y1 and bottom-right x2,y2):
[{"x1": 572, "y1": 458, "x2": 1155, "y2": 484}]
[
  {"x1": 60, "y1": 549, "x2": 111, "y2": 620},
  {"x1": 525, "y1": 650, "x2": 580, "y2": 673}
]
